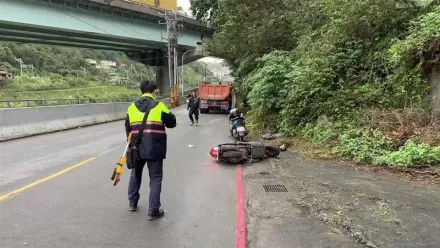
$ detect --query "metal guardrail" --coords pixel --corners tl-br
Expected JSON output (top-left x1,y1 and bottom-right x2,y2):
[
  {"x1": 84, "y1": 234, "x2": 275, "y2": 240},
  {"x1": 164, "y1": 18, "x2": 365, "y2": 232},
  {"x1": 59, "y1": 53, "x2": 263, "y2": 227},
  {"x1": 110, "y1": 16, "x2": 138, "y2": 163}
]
[
  {"x1": 0, "y1": 88, "x2": 198, "y2": 108},
  {"x1": 0, "y1": 98, "x2": 134, "y2": 108}
]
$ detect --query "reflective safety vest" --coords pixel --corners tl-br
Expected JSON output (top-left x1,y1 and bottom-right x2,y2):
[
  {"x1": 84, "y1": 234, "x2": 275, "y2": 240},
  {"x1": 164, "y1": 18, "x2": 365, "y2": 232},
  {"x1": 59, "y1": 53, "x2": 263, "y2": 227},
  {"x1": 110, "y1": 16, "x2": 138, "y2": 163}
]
[{"x1": 127, "y1": 93, "x2": 171, "y2": 159}]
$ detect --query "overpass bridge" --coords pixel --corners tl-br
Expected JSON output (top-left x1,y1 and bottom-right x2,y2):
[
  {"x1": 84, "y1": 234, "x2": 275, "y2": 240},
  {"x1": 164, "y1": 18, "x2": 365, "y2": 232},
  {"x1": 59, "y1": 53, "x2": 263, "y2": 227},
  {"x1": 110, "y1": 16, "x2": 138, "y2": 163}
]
[{"x1": 0, "y1": 0, "x2": 214, "y2": 92}]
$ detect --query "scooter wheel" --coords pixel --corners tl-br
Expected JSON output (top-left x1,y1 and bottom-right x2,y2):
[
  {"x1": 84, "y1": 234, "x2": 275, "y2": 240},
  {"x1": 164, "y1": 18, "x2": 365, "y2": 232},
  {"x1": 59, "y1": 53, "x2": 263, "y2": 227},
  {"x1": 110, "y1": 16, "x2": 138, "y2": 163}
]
[{"x1": 265, "y1": 145, "x2": 280, "y2": 157}]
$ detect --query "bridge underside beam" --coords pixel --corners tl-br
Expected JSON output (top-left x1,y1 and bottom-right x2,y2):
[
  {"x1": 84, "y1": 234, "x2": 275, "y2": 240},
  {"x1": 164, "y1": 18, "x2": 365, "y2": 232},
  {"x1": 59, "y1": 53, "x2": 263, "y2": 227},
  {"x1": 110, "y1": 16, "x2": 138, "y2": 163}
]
[
  {"x1": 0, "y1": 21, "x2": 163, "y2": 52},
  {"x1": 177, "y1": 49, "x2": 210, "y2": 66},
  {"x1": 180, "y1": 55, "x2": 206, "y2": 65},
  {"x1": 0, "y1": 0, "x2": 209, "y2": 50},
  {"x1": 0, "y1": 36, "x2": 134, "y2": 52}
]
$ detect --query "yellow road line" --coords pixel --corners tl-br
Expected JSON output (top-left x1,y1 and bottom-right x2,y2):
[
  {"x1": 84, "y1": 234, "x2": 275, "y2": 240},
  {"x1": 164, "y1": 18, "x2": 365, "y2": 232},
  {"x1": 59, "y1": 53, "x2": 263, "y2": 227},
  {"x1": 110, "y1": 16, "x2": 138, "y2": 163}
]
[{"x1": 0, "y1": 157, "x2": 96, "y2": 201}]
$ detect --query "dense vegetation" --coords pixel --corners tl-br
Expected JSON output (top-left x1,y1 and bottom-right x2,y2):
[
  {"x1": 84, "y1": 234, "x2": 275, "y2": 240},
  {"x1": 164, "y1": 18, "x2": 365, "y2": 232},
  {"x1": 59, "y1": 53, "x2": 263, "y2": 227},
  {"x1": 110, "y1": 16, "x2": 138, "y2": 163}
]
[
  {"x1": 0, "y1": 42, "x2": 210, "y2": 101},
  {"x1": 191, "y1": 0, "x2": 440, "y2": 167}
]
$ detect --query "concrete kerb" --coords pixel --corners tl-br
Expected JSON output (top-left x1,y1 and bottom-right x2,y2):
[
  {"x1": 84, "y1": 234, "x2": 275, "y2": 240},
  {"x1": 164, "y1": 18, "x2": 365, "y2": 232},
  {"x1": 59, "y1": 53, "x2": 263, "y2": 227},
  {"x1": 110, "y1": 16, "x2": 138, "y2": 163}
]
[{"x1": 0, "y1": 96, "x2": 185, "y2": 142}]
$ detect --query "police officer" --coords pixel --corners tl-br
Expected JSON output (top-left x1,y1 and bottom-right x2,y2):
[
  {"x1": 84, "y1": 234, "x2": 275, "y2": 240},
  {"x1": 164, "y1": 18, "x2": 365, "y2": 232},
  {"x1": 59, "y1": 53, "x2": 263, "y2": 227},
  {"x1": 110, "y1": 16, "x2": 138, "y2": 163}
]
[
  {"x1": 187, "y1": 91, "x2": 200, "y2": 126},
  {"x1": 124, "y1": 80, "x2": 177, "y2": 220}
]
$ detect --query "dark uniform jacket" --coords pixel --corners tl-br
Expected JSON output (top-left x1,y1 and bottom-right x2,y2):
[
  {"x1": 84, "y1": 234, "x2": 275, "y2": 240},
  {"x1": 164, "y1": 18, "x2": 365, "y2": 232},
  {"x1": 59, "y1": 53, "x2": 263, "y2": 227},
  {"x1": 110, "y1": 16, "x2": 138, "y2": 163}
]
[{"x1": 125, "y1": 94, "x2": 176, "y2": 160}]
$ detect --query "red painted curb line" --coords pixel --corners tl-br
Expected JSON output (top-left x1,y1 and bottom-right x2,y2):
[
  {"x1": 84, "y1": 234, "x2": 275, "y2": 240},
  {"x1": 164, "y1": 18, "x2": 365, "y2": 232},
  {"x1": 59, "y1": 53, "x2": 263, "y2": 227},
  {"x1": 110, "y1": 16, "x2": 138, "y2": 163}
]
[{"x1": 236, "y1": 165, "x2": 247, "y2": 248}]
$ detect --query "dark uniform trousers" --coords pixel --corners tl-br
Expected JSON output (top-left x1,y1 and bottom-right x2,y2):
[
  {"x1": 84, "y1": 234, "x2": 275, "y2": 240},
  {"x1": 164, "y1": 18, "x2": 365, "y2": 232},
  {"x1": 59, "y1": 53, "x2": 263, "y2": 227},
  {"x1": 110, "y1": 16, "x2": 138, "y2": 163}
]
[{"x1": 128, "y1": 159, "x2": 163, "y2": 212}]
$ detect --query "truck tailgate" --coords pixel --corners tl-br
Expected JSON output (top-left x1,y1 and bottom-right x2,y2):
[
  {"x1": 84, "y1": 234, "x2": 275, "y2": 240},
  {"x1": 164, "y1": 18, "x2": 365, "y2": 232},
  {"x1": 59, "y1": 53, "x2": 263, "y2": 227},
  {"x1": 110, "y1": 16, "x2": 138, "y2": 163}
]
[{"x1": 199, "y1": 84, "x2": 231, "y2": 100}]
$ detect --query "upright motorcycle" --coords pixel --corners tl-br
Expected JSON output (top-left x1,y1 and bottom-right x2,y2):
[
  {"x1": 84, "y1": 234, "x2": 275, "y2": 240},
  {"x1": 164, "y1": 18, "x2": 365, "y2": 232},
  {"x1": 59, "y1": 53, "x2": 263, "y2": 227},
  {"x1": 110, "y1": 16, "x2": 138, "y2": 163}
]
[
  {"x1": 230, "y1": 113, "x2": 248, "y2": 141},
  {"x1": 210, "y1": 141, "x2": 281, "y2": 164}
]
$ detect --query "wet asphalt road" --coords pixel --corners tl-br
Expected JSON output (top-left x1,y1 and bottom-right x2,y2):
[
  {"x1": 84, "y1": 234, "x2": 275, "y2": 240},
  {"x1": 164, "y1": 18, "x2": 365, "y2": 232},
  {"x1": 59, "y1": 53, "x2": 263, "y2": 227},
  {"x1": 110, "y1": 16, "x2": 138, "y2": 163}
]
[{"x1": 0, "y1": 106, "x2": 237, "y2": 248}]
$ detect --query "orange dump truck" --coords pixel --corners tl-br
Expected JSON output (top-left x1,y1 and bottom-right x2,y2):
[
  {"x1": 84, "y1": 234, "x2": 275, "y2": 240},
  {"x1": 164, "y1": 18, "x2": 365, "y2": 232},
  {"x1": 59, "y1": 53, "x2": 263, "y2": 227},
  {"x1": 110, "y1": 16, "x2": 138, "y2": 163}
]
[{"x1": 199, "y1": 80, "x2": 235, "y2": 114}]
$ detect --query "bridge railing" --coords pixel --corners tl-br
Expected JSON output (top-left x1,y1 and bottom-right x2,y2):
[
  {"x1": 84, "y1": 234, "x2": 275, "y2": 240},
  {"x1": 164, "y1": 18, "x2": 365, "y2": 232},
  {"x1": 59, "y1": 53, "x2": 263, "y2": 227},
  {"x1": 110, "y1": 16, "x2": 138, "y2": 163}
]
[
  {"x1": 1, "y1": 87, "x2": 198, "y2": 108},
  {"x1": 0, "y1": 98, "x2": 132, "y2": 108}
]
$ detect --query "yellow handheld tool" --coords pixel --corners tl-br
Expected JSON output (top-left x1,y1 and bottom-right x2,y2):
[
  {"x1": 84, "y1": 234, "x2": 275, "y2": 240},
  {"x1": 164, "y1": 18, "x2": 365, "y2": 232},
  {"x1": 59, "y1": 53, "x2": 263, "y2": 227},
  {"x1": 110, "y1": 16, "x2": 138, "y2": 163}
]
[{"x1": 111, "y1": 134, "x2": 131, "y2": 186}]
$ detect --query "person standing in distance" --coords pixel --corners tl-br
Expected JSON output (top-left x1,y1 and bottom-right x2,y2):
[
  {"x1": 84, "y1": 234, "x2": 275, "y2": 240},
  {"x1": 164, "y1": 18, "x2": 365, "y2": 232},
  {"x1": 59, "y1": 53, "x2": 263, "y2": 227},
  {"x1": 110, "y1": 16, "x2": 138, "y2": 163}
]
[
  {"x1": 187, "y1": 91, "x2": 200, "y2": 126},
  {"x1": 124, "y1": 80, "x2": 177, "y2": 220}
]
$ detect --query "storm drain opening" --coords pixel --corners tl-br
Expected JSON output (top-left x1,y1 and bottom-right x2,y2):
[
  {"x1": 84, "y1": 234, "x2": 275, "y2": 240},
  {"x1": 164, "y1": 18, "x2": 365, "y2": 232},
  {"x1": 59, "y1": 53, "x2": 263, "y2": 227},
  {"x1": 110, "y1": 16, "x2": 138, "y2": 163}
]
[{"x1": 263, "y1": 184, "x2": 288, "y2": 192}]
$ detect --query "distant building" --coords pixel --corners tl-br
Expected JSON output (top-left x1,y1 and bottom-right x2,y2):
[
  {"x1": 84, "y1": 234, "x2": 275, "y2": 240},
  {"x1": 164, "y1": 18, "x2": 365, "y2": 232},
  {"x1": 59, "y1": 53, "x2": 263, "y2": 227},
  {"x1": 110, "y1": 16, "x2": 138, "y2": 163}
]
[
  {"x1": 98, "y1": 60, "x2": 117, "y2": 69},
  {"x1": 86, "y1": 59, "x2": 97, "y2": 65},
  {"x1": 86, "y1": 59, "x2": 117, "y2": 69}
]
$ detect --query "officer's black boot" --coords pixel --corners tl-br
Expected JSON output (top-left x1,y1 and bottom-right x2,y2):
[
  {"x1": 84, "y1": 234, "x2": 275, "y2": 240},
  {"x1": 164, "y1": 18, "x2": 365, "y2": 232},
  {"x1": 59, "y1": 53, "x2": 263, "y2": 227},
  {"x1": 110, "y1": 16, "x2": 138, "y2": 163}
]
[
  {"x1": 129, "y1": 201, "x2": 138, "y2": 212},
  {"x1": 148, "y1": 209, "x2": 165, "y2": 220}
]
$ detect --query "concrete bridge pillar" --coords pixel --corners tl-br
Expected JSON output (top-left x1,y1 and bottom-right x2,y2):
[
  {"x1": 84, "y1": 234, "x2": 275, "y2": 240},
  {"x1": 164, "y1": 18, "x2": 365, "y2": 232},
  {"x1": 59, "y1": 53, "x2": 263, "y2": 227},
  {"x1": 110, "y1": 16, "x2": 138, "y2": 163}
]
[
  {"x1": 156, "y1": 65, "x2": 171, "y2": 97},
  {"x1": 128, "y1": 49, "x2": 172, "y2": 96}
]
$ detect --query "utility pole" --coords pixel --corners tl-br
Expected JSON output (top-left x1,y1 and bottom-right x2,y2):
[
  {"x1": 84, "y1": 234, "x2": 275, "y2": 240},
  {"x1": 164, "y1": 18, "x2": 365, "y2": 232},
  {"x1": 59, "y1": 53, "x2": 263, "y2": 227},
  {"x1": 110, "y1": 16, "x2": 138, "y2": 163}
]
[
  {"x1": 174, "y1": 46, "x2": 178, "y2": 90},
  {"x1": 160, "y1": 11, "x2": 182, "y2": 107}
]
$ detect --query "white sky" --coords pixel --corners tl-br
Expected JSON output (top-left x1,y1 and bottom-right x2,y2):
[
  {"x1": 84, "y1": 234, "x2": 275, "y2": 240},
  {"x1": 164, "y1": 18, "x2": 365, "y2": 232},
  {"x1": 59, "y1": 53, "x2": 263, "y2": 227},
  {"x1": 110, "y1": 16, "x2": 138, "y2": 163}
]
[{"x1": 177, "y1": 0, "x2": 191, "y2": 13}]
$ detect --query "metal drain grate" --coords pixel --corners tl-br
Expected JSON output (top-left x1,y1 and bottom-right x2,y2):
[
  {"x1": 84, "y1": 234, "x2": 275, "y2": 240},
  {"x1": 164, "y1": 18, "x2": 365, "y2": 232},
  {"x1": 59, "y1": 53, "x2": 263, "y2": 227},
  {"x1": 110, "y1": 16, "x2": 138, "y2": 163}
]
[{"x1": 263, "y1": 184, "x2": 288, "y2": 192}]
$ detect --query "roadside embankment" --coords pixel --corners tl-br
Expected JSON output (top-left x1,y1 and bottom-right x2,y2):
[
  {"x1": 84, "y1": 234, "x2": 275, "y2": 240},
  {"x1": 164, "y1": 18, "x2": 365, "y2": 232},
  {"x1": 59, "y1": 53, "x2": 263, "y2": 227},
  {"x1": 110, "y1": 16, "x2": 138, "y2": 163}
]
[{"x1": 0, "y1": 97, "x2": 182, "y2": 141}]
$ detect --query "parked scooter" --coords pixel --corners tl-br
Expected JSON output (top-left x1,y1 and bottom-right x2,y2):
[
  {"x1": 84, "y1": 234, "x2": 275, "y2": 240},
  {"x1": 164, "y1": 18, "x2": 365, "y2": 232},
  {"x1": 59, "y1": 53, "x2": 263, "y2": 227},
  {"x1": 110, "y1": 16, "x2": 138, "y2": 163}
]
[
  {"x1": 210, "y1": 141, "x2": 281, "y2": 164},
  {"x1": 229, "y1": 109, "x2": 248, "y2": 141}
]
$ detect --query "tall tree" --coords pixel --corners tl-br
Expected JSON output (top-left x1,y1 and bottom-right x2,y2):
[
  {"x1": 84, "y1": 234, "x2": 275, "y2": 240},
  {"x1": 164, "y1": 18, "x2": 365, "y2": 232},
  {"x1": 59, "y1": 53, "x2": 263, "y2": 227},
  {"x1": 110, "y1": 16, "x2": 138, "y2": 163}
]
[{"x1": 190, "y1": 0, "x2": 220, "y2": 21}]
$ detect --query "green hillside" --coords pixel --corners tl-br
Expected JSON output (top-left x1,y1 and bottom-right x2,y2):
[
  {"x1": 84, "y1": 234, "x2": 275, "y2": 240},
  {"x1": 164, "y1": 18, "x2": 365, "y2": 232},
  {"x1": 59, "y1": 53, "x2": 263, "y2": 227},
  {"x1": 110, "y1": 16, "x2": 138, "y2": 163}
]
[{"x1": 0, "y1": 42, "x2": 210, "y2": 101}]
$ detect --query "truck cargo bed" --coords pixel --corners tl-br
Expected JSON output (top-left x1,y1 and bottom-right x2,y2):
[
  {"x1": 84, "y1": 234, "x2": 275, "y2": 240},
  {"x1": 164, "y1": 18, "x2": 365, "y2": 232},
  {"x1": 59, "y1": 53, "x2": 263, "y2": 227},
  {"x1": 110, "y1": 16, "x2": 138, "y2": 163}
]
[{"x1": 199, "y1": 84, "x2": 231, "y2": 100}]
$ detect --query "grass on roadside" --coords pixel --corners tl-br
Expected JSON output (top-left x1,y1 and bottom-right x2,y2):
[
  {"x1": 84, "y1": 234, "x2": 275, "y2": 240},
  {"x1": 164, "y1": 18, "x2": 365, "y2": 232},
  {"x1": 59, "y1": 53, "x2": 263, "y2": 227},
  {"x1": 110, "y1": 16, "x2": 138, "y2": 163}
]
[
  {"x1": 0, "y1": 74, "x2": 150, "y2": 108},
  {"x1": 1, "y1": 86, "x2": 139, "y2": 100},
  {"x1": 245, "y1": 108, "x2": 440, "y2": 183}
]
